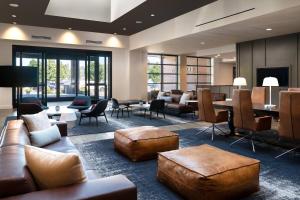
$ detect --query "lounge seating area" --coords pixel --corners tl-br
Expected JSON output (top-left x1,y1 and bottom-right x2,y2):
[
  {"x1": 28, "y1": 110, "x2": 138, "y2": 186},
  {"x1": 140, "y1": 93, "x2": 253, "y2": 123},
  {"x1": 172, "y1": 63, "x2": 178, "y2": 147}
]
[{"x1": 1, "y1": 1, "x2": 300, "y2": 200}]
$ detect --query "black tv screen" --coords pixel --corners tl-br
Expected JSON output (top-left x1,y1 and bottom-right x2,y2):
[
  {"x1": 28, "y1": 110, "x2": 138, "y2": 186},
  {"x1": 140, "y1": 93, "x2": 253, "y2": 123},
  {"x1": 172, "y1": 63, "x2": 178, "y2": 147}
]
[
  {"x1": 257, "y1": 67, "x2": 289, "y2": 87},
  {"x1": 0, "y1": 66, "x2": 38, "y2": 87}
]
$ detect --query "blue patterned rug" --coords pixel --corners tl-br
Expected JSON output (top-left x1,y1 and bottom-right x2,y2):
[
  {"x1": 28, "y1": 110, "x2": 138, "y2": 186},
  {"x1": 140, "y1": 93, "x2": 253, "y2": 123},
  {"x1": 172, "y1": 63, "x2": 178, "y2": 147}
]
[{"x1": 76, "y1": 128, "x2": 300, "y2": 200}]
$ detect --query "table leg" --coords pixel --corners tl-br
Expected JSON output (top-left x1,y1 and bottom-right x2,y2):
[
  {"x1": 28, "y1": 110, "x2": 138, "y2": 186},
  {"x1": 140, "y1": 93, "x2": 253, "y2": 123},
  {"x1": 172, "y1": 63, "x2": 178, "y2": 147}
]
[{"x1": 228, "y1": 109, "x2": 235, "y2": 135}]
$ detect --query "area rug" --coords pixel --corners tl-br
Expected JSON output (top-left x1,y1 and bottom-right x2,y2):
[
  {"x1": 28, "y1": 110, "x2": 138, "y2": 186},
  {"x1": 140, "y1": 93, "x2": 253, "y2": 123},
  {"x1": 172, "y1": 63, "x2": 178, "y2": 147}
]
[
  {"x1": 69, "y1": 112, "x2": 196, "y2": 136},
  {"x1": 76, "y1": 128, "x2": 300, "y2": 200}
]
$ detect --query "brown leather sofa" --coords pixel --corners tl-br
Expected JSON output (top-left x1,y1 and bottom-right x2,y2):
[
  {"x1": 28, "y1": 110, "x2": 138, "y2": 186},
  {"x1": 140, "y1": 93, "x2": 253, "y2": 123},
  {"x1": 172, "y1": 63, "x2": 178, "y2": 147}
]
[{"x1": 0, "y1": 120, "x2": 137, "y2": 200}]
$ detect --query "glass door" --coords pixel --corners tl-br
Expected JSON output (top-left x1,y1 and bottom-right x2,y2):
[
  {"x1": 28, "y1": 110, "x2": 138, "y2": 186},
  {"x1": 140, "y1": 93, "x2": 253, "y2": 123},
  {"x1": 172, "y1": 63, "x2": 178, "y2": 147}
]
[{"x1": 59, "y1": 59, "x2": 76, "y2": 98}]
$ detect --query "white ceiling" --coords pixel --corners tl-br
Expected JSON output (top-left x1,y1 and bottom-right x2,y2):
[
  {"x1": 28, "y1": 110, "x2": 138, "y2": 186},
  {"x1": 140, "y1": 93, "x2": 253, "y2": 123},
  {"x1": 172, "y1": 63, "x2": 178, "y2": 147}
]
[
  {"x1": 146, "y1": 5, "x2": 300, "y2": 55},
  {"x1": 45, "y1": 0, "x2": 145, "y2": 23}
]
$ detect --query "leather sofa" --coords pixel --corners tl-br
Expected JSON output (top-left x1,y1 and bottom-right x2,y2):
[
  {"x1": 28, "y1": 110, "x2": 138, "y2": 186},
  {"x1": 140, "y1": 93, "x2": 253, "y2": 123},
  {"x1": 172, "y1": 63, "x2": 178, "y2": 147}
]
[{"x1": 0, "y1": 120, "x2": 137, "y2": 200}]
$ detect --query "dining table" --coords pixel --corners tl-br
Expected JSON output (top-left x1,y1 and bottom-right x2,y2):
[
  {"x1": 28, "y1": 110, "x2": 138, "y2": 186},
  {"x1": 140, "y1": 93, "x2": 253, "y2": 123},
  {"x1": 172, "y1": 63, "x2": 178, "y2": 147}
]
[{"x1": 213, "y1": 100, "x2": 279, "y2": 135}]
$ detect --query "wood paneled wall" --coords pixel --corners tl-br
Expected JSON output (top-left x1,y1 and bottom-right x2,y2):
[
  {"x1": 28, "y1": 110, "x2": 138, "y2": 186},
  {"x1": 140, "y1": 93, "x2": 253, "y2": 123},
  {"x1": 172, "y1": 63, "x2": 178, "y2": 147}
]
[{"x1": 236, "y1": 33, "x2": 300, "y2": 104}]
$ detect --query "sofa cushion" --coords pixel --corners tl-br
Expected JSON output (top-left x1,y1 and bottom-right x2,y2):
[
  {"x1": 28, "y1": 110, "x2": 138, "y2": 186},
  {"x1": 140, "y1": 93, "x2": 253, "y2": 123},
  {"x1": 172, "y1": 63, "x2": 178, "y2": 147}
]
[
  {"x1": 25, "y1": 145, "x2": 87, "y2": 190},
  {"x1": 0, "y1": 146, "x2": 37, "y2": 198},
  {"x1": 179, "y1": 93, "x2": 191, "y2": 105},
  {"x1": 170, "y1": 94, "x2": 181, "y2": 103},
  {"x1": 158, "y1": 96, "x2": 173, "y2": 103},
  {"x1": 22, "y1": 111, "x2": 51, "y2": 132},
  {"x1": 30, "y1": 125, "x2": 61, "y2": 147},
  {"x1": 73, "y1": 99, "x2": 87, "y2": 106},
  {"x1": 0, "y1": 124, "x2": 31, "y2": 147}
]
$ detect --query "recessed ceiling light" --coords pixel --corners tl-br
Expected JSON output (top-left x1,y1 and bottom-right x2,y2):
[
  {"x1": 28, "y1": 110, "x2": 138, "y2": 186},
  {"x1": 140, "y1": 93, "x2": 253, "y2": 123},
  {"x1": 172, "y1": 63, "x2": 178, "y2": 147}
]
[
  {"x1": 9, "y1": 3, "x2": 19, "y2": 7},
  {"x1": 122, "y1": 27, "x2": 127, "y2": 31},
  {"x1": 114, "y1": 32, "x2": 117, "y2": 35},
  {"x1": 200, "y1": 41, "x2": 205, "y2": 45},
  {"x1": 12, "y1": 22, "x2": 17, "y2": 25},
  {"x1": 68, "y1": 27, "x2": 72, "y2": 30},
  {"x1": 266, "y1": 28, "x2": 272, "y2": 31},
  {"x1": 136, "y1": 21, "x2": 143, "y2": 24},
  {"x1": 150, "y1": 14, "x2": 155, "y2": 17},
  {"x1": 11, "y1": 14, "x2": 17, "y2": 18}
]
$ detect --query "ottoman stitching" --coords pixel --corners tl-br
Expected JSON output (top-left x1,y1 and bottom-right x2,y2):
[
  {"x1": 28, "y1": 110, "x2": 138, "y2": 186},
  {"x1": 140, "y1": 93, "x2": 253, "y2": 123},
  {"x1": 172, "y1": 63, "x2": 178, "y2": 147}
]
[
  {"x1": 159, "y1": 154, "x2": 260, "y2": 178},
  {"x1": 115, "y1": 132, "x2": 178, "y2": 142}
]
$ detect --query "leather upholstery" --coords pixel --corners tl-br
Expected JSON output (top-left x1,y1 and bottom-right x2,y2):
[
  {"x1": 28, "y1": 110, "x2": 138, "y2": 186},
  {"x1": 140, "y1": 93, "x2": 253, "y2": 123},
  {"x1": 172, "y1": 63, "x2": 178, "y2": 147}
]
[
  {"x1": 1, "y1": 175, "x2": 137, "y2": 200},
  {"x1": 278, "y1": 91, "x2": 300, "y2": 140},
  {"x1": 233, "y1": 89, "x2": 272, "y2": 131},
  {"x1": 288, "y1": 88, "x2": 300, "y2": 92},
  {"x1": 114, "y1": 126, "x2": 179, "y2": 161},
  {"x1": 197, "y1": 88, "x2": 228, "y2": 123},
  {"x1": 157, "y1": 144, "x2": 260, "y2": 200},
  {"x1": 0, "y1": 120, "x2": 137, "y2": 199},
  {"x1": 251, "y1": 87, "x2": 266, "y2": 105}
]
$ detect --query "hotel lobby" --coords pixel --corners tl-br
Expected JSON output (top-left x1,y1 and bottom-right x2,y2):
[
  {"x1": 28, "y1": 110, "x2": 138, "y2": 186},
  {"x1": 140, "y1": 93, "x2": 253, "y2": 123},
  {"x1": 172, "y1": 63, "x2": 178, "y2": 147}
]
[{"x1": 0, "y1": 0, "x2": 300, "y2": 200}]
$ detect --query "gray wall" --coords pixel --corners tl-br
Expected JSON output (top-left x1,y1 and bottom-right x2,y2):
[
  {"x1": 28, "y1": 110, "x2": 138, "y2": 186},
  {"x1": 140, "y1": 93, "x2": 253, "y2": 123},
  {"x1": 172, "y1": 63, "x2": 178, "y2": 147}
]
[{"x1": 236, "y1": 33, "x2": 300, "y2": 104}]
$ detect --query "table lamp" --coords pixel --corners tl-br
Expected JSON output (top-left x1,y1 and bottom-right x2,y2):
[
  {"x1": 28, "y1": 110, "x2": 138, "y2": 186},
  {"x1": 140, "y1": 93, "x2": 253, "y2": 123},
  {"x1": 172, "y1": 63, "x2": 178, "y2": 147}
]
[
  {"x1": 233, "y1": 77, "x2": 247, "y2": 89},
  {"x1": 262, "y1": 77, "x2": 279, "y2": 108}
]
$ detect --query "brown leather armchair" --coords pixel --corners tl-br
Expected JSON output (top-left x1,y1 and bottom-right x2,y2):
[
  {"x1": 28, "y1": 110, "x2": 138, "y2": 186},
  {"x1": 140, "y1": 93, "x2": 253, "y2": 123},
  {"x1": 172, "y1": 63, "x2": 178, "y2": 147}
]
[
  {"x1": 288, "y1": 88, "x2": 300, "y2": 92},
  {"x1": 276, "y1": 91, "x2": 300, "y2": 158},
  {"x1": 197, "y1": 88, "x2": 228, "y2": 141},
  {"x1": 251, "y1": 87, "x2": 266, "y2": 105},
  {"x1": 231, "y1": 89, "x2": 272, "y2": 152}
]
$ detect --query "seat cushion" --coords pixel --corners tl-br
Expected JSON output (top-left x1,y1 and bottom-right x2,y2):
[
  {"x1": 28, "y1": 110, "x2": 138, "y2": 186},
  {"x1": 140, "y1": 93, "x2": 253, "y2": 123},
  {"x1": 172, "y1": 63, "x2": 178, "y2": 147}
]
[
  {"x1": 22, "y1": 111, "x2": 51, "y2": 132},
  {"x1": 25, "y1": 145, "x2": 87, "y2": 190},
  {"x1": 157, "y1": 144, "x2": 260, "y2": 200},
  {"x1": 29, "y1": 125, "x2": 61, "y2": 147},
  {"x1": 114, "y1": 126, "x2": 179, "y2": 161}
]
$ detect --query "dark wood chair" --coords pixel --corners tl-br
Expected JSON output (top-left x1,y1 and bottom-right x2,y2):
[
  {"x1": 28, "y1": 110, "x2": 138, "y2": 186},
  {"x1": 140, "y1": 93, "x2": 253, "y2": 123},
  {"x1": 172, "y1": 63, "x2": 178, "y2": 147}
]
[
  {"x1": 197, "y1": 88, "x2": 228, "y2": 141},
  {"x1": 231, "y1": 89, "x2": 272, "y2": 152},
  {"x1": 111, "y1": 98, "x2": 130, "y2": 118},
  {"x1": 144, "y1": 99, "x2": 165, "y2": 119},
  {"x1": 276, "y1": 91, "x2": 300, "y2": 158},
  {"x1": 79, "y1": 99, "x2": 108, "y2": 126}
]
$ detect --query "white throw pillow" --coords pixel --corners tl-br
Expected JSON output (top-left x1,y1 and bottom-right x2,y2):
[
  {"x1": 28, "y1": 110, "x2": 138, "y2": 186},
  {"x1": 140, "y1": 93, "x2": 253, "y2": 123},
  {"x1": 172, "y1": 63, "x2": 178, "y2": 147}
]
[
  {"x1": 25, "y1": 145, "x2": 87, "y2": 189},
  {"x1": 157, "y1": 91, "x2": 165, "y2": 99},
  {"x1": 22, "y1": 110, "x2": 51, "y2": 132},
  {"x1": 179, "y1": 93, "x2": 191, "y2": 105},
  {"x1": 30, "y1": 125, "x2": 61, "y2": 147}
]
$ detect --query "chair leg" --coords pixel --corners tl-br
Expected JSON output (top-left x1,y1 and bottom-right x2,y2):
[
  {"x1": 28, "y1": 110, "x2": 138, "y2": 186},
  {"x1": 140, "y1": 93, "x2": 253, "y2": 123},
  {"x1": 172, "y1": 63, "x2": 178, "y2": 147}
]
[
  {"x1": 150, "y1": 111, "x2": 152, "y2": 120},
  {"x1": 230, "y1": 132, "x2": 256, "y2": 152},
  {"x1": 117, "y1": 109, "x2": 119, "y2": 118},
  {"x1": 122, "y1": 109, "x2": 124, "y2": 117},
  {"x1": 211, "y1": 124, "x2": 215, "y2": 141},
  {"x1": 196, "y1": 126, "x2": 211, "y2": 135},
  {"x1": 79, "y1": 114, "x2": 82, "y2": 125},
  {"x1": 275, "y1": 146, "x2": 300, "y2": 159},
  {"x1": 144, "y1": 110, "x2": 147, "y2": 118},
  {"x1": 96, "y1": 117, "x2": 98, "y2": 127},
  {"x1": 127, "y1": 107, "x2": 129, "y2": 117},
  {"x1": 215, "y1": 125, "x2": 228, "y2": 135},
  {"x1": 104, "y1": 112, "x2": 108, "y2": 123},
  {"x1": 157, "y1": 111, "x2": 159, "y2": 117},
  {"x1": 163, "y1": 111, "x2": 166, "y2": 119},
  {"x1": 111, "y1": 109, "x2": 114, "y2": 117}
]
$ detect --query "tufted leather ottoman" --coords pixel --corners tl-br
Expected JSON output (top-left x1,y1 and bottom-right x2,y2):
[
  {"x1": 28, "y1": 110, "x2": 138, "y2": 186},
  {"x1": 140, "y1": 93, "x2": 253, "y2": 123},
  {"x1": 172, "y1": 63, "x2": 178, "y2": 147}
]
[
  {"x1": 157, "y1": 144, "x2": 260, "y2": 200},
  {"x1": 114, "y1": 126, "x2": 179, "y2": 161}
]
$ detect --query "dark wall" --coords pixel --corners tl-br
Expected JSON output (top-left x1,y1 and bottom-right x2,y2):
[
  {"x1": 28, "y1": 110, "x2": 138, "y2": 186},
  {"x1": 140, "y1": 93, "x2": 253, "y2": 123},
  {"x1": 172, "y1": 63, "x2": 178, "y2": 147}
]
[{"x1": 236, "y1": 33, "x2": 300, "y2": 104}]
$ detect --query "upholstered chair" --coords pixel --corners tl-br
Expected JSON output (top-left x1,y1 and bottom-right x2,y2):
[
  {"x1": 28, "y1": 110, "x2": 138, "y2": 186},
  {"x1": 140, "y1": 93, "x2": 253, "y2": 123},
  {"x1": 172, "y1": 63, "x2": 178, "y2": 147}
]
[
  {"x1": 276, "y1": 91, "x2": 300, "y2": 158},
  {"x1": 251, "y1": 87, "x2": 266, "y2": 105},
  {"x1": 231, "y1": 89, "x2": 272, "y2": 152},
  {"x1": 288, "y1": 88, "x2": 300, "y2": 92},
  {"x1": 18, "y1": 103, "x2": 43, "y2": 119},
  {"x1": 197, "y1": 88, "x2": 228, "y2": 141}
]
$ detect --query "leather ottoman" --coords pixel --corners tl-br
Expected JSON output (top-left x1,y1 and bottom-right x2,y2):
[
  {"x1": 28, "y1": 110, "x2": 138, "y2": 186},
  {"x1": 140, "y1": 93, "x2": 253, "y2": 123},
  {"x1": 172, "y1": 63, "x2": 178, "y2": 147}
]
[
  {"x1": 157, "y1": 144, "x2": 260, "y2": 200},
  {"x1": 114, "y1": 126, "x2": 179, "y2": 161}
]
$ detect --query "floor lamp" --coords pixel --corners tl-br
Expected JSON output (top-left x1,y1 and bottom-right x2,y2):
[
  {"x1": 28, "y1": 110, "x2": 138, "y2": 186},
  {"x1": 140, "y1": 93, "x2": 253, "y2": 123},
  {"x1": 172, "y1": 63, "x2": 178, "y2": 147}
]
[{"x1": 263, "y1": 77, "x2": 279, "y2": 108}]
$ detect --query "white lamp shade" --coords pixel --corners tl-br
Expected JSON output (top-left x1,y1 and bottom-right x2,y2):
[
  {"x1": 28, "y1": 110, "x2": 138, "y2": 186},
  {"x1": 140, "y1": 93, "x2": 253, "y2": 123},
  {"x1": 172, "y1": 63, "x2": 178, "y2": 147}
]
[
  {"x1": 233, "y1": 77, "x2": 247, "y2": 86},
  {"x1": 262, "y1": 77, "x2": 279, "y2": 87}
]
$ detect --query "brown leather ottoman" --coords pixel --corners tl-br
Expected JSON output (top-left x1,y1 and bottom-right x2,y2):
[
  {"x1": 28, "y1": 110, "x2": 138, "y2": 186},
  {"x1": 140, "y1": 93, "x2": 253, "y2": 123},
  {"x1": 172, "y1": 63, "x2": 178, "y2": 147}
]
[
  {"x1": 114, "y1": 126, "x2": 179, "y2": 161},
  {"x1": 157, "y1": 144, "x2": 260, "y2": 200}
]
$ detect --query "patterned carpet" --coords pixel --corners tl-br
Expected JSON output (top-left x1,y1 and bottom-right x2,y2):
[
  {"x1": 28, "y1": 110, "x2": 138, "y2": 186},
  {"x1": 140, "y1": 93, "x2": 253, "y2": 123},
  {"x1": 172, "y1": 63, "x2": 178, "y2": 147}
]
[{"x1": 75, "y1": 127, "x2": 300, "y2": 200}]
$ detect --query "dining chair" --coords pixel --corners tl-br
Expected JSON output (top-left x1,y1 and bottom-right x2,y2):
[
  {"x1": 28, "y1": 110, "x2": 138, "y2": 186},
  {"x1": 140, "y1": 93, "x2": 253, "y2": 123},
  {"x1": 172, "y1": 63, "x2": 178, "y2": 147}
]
[
  {"x1": 197, "y1": 88, "x2": 228, "y2": 141},
  {"x1": 276, "y1": 91, "x2": 300, "y2": 158},
  {"x1": 111, "y1": 98, "x2": 130, "y2": 118},
  {"x1": 231, "y1": 89, "x2": 272, "y2": 152},
  {"x1": 251, "y1": 87, "x2": 266, "y2": 105},
  {"x1": 79, "y1": 99, "x2": 108, "y2": 126}
]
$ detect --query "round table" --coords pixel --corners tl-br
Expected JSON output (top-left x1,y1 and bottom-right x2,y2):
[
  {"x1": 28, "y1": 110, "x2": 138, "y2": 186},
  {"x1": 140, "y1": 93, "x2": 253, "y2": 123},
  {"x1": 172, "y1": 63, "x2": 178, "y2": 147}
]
[{"x1": 46, "y1": 106, "x2": 78, "y2": 122}]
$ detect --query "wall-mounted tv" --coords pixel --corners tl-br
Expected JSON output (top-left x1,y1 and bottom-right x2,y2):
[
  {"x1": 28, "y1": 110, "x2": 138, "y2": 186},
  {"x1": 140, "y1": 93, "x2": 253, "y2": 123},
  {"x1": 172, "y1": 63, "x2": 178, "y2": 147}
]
[
  {"x1": 257, "y1": 67, "x2": 289, "y2": 87},
  {"x1": 0, "y1": 66, "x2": 38, "y2": 87}
]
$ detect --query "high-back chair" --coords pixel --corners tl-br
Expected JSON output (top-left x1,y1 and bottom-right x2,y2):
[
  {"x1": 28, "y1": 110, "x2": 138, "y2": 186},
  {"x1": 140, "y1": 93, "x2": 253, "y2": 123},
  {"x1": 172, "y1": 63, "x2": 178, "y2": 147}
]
[
  {"x1": 79, "y1": 99, "x2": 108, "y2": 126},
  {"x1": 251, "y1": 87, "x2": 266, "y2": 105},
  {"x1": 144, "y1": 99, "x2": 166, "y2": 119},
  {"x1": 18, "y1": 103, "x2": 43, "y2": 119},
  {"x1": 68, "y1": 96, "x2": 91, "y2": 111},
  {"x1": 288, "y1": 88, "x2": 300, "y2": 92},
  {"x1": 111, "y1": 98, "x2": 130, "y2": 118},
  {"x1": 231, "y1": 89, "x2": 272, "y2": 152},
  {"x1": 276, "y1": 91, "x2": 300, "y2": 158},
  {"x1": 197, "y1": 88, "x2": 228, "y2": 141}
]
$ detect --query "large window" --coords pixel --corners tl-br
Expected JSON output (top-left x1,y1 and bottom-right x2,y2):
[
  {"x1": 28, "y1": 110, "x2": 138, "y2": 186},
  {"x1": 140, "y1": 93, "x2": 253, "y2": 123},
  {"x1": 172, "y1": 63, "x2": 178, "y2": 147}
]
[
  {"x1": 147, "y1": 54, "x2": 179, "y2": 91},
  {"x1": 186, "y1": 56, "x2": 212, "y2": 91},
  {"x1": 13, "y1": 46, "x2": 112, "y2": 106}
]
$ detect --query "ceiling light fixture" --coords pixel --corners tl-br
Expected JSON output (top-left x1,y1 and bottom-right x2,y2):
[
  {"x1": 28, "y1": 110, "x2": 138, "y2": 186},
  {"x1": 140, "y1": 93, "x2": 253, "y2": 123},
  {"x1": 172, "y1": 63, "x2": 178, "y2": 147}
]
[
  {"x1": 11, "y1": 14, "x2": 17, "y2": 18},
  {"x1": 9, "y1": 3, "x2": 19, "y2": 7},
  {"x1": 114, "y1": 32, "x2": 117, "y2": 35},
  {"x1": 266, "y1": 28, "x2": 272, "y2": 31},
  {"x1": 68, "y1": 27, "x2": 72, "y2": 30},
  {"x1": 122, "y1": 27, "x2": 127, "y2": 31},
  {"x1": 200, "y1": 41, "x2": 205, "y2": 45},
  {"x1": 150, "y1": 14, "x2": 155, "y2": 17},
  {"x1": 136, "y1": 21, "x2": 143, "y2": 24},
  {"x1": 12, "y1": 22, "x2": 17, "y2": 25}
]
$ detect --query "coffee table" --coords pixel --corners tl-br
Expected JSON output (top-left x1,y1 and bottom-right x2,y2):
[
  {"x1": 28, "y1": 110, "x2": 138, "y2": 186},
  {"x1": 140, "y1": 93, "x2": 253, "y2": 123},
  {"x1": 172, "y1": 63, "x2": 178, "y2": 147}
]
[{"x1": 46, "y1": 106, "x2": 78, "y2": 122}]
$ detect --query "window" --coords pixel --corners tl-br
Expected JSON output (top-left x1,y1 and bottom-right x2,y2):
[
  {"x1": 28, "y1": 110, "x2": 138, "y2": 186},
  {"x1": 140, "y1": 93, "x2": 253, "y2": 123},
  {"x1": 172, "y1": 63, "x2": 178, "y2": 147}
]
[
  {"x1": 147, "y1": 54, "x2": 179, "y2": 91},
  {"x1": 186, "y1": 56, "x2": 212, "y2": 91}
]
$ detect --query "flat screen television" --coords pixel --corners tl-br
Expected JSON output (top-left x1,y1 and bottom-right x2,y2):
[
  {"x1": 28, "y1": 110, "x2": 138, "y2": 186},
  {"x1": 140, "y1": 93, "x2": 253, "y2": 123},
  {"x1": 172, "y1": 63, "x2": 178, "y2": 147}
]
[
  {"x1": 0, "y1": 66, "x2": 38, "y2": 87},
  {"x1": 256, "y1": 67, "x2": 289, "y2": 87}
]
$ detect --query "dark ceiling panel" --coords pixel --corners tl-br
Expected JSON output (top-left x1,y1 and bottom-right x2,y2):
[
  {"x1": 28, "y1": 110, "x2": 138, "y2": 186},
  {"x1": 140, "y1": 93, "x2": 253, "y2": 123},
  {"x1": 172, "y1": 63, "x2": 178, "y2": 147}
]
[{"x1": 0, "y1": 0, "x2": 216, "y2": 35}]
